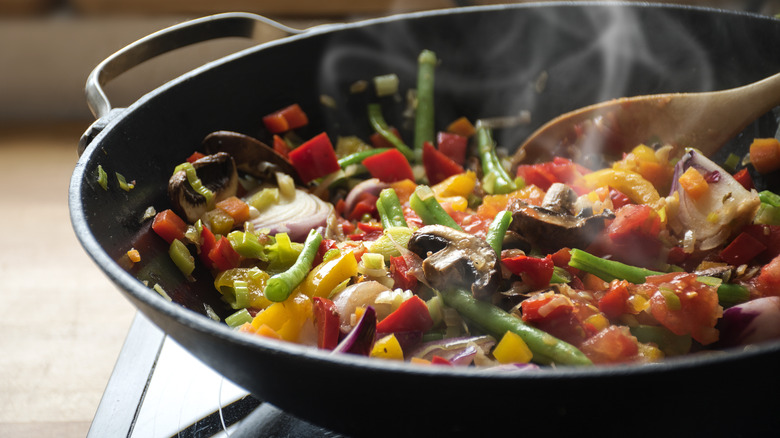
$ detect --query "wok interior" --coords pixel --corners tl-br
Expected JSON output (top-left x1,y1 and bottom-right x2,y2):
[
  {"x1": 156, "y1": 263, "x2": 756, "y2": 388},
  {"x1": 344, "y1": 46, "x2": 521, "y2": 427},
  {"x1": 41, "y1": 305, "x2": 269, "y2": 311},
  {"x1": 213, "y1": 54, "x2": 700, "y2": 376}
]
[{"x1": 71, "y1": 3, "x2": 780, "y2": 435}]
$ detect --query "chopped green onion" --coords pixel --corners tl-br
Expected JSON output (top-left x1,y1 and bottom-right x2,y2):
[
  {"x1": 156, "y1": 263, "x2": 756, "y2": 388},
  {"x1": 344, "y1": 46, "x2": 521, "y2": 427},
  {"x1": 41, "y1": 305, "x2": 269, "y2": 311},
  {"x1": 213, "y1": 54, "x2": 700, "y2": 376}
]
[
  {"x1": 169, "y1": 239, "x2": 195, "y2": 277},
  {"x1": 97, "y1": 164, "x2": 108, "y2": 190},
  {"x1": 659, "y1": 287, "x2": 681, "y2": 311},
  {"x1": 374, "y1": 73, "x2": 399, "y2": 97},
  {"x1": 227, "y1": 230, "x2": 267, "y2": 260},
  {"x1": 225, "y1": 308, "x2": 253, "y2": 328},
  {"x1": 247, "y1": 188, "x2": 279, "y2": 211},
  {"x1": 723, "y1": 153, "x2": 741, "y2": 172},
  {"x1": 174, "y1": 162, "x2": 214, "y2": 207},
  {"x1": 115, "y1": 172, "x2": 134, "y2": 191},
  {"x1": 362, "y1": 253, "x2": 386, "y2": 270},
  {"x1": 759, "y1": 190, "x2": 780, "y2": 207}
]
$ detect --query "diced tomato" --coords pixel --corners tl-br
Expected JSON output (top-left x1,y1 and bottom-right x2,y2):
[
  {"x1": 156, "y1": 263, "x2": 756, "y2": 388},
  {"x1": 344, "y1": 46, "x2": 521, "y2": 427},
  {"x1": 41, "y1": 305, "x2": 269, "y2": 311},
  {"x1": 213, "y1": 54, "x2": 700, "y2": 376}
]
[
  {"x1": 151, "y1": 209, "x2": 188, "y2": 244},
  {"x1": 751, "y1": 254, "x2": 780, "y2": 298},
  {"x1": 436, "y1": 132, "x2": 468, "y2": 165},
  {"x1": 273, "y1": 135, "x2": 290, "y2": 159},
  {"x1": 501, "y1": 254, "x2": 554, "y2": 290},
  {"x1": 391, "y1": 255, "x2": 418, "y2": 291},
  {"x1": 579, "y1": 326, "x2": 639, "y2": 364},
  {"x1": 263, "y1": 103, "x2": 308, "y2": 134},
  {"x1": 376, "y1": 295, "x2": 433, "y2": 334},
  {"x1": 520, "y1": 294, "x2": 588, "y2": 346},
  {"x1": 313, "y1": 297, "x2": 340, "y2": 350},
  {"x1": 422, "y1": 141, "x2": 464, "y2": 185},
  {"x1": 720, "y1": 231, "x2": 767, "y2": 266},
  {"x1": 733, "y1": 168, "x2": 754, "y2": 190},
  {"x1": 288, "y1": 132, "x2": 341, "y2": 183},
  {"x1": 370, "y1": 127, "x2": 403, "y2": 149},
  {"x1": 199, "y1": 225, "x2": 217, "y2": 269},
  {"x1": 608, "y1": 204, "x2": 661, "y2": 243},
  {"x1": 598, "y1": 280, "x2": 631, "y2": 319},
  {"x1": 186, "y1": 151, "x2": 206, "y2": 163},
  {"x1": 362, "y1": 148, "x2": 414, "y2": 183},
  {"x1": 515, "y1": 157, "x2": 589, "y2": 191},
  {"x1": 640, "y1": 273, "x2": 722, "y2": 345},
  {"x1": 208, "y1": 237, "x2": 241, "y2": 271}
]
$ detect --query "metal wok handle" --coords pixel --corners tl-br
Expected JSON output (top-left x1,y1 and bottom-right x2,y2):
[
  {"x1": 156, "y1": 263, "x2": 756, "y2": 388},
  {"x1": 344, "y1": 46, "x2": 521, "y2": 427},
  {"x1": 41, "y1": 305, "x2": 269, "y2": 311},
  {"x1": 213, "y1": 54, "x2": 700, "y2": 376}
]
[{"x1": 79, "y1": 12, "x2": 305, "y2": 155}]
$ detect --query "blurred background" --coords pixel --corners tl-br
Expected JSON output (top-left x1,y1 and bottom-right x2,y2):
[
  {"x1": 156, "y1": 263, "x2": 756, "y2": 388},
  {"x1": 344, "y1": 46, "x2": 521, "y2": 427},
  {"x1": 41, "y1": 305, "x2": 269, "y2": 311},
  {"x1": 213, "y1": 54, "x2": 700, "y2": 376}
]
[{"x1": 0, "y1": 1, "x2": 778, "y2": 437}]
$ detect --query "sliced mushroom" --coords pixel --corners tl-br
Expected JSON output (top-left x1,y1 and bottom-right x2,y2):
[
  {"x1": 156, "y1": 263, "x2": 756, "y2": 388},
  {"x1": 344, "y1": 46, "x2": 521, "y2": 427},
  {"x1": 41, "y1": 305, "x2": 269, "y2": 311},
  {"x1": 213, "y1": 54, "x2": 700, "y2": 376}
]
[
  {"x1": 168, "y1": 152, "x2": 238, "y2": 222},
  {"x1": 508, "y1": 199, "x2": 614, "y2": 253},
  {"x1": 201, "y1": 130, "x2": 303, "y2": 185},
  {"x1": 541, "y1": 182, "x2": 578, "y2": 215},
  {"x1": 407, "y1": 225, "x2": 499, "y2": 300}
]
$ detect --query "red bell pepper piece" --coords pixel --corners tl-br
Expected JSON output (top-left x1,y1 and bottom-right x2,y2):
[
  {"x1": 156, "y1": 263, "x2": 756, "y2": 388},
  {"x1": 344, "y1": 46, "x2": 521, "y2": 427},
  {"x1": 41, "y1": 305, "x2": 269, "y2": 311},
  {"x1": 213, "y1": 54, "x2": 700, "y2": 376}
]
[
  {"x1": 208, "y1": 236, "x2": 241, "y2": 271},
  {"x1": 186, "y1": 151, "x2": 206, "y2": 163},
  {"x1": 598, "y1": 280, "x2": 631, "y2": 319},
  {"x1": 272, "y1": 135, "x2": 290, "y2": 159},
  {"x1": 609, "y1": 187, "x2": 634, "y2": 209},
  {"x1": 431, "y1": 355, "x2": 453, "y2": 366},
  {"x1": 151, "y1": 209, "x2": 188, "y2": 244},
  {"x1": 733, "y1": 168, "x2": 755, "y2": 190},
  {"x1": 436, "y1": 131, "x2": 467, "y2": 165},
  {"x1": 313, "y1": 297, "x2": 341, "y2": 350},
  {"x1": 199, "y1": 225, "x2": 218, "y2": 269},
  {"x1": 362, "y1": 148, "x2": 414, "y2": 183},
  {"x1": 720, "y1": 231, "x2": 767, "y2": 265},
  {"x1": 391, "y1": 256, "x2": 418, "y2": 291},
  {"x1": 262, "y1": 103, "x2": 309, "y2": 134},
  {"x1": 501, "y1": 254, "x2": 554, "y2": 290},
  {"x1": 515, "y1": 157, "x2": 589, "y2": 191},
  {"x1": 422, "y1": 141, "x2": 464, "y2": 185},
  {"x1": 376, "y1": 295, "x2": 433, "y2": 334},
  {"x1": 347, "y1": 192, "x2": 379, "y2": 221},
  {"x1": 288, "y1": 132, "x2": 341, "y2": 183}
]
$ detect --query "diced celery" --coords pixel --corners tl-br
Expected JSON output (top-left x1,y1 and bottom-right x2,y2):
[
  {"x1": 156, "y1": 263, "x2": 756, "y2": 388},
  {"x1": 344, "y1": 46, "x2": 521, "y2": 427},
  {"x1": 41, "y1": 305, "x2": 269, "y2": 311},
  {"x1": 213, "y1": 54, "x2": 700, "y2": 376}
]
[
  {"x1": 362, "y1": 253, "x2": 386, "y2": 270},
  {"x1": 368, "y1": 227, "x2": 415, "y2": 261},
  {"x1": 174, "y1": 162, "x2": 214, "y2": 206},
  {"x1": 754, "y1": 202, "x2": 780, "y2": 225},
  {"x1": 373, "y1": 73, "x2": 400, "y2": 97}
]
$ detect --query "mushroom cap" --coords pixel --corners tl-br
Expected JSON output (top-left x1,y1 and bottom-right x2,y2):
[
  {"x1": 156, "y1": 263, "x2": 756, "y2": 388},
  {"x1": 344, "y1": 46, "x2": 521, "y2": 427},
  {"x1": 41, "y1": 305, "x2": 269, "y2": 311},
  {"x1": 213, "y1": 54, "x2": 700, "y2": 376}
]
[
  {"x1": 508, "y1": 199, "x2": 613, "y2": 253},
  {"x1": 407, "y1": 225, "x2": 500, "y2": 299},
  {"x1": 168, "y1": 152, "x2": 239, "y2": 223},
  {"x1": 202, "y1": 131, "x2": 303, "y2": 185}
]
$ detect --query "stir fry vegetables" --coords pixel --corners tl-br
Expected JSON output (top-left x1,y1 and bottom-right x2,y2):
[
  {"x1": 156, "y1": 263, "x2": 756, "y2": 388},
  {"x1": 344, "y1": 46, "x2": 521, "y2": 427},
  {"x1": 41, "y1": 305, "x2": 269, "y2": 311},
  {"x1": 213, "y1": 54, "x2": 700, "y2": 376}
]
[{"x1": 146, "y1": 49, "x2": 780, "y2": 369}]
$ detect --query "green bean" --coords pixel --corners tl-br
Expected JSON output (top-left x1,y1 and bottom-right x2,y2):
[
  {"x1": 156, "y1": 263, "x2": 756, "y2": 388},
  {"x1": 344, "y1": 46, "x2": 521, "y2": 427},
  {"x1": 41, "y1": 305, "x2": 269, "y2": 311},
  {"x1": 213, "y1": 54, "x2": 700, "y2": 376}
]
[
  {"x1": 264, "y1": 229, "x2": 323, "y2": 302},
  {"x1": 409, "y1": 185, "x2": 462, "y2": 231},
  {"x1": 338, "y1": 148, "x2": 390, "y2": 168},
  {"x1": 486, "y1": 210, "x2": 512, "y2": 256},
  {"x1": 377, "y1": 188, "x2": 408, "y2": 228},
  {"x1": 476, "y1": 125, "x2": 517, "y2": 195},
  {"x1": 414, "y1": 49, "x2": 437, "y2": 163},
  {"x1": 367, "y1": 103, "x2": 415, "y2": 160},
  {"x1": 439, "y1": 288, "x2": 592, "y2": 366},
  {"x1": 570, "y1": 248, "x2": 751, "y2": 306}
]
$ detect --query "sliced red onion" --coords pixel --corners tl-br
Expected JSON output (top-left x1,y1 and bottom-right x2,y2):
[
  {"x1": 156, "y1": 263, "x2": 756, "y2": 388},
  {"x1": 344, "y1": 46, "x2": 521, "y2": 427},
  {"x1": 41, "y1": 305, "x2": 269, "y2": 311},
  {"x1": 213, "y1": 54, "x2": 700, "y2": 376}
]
[
  {"x1": 668, "y1": 150, "x2": 760, "y2": 251},
  {"x1": 717, "y1": 296, "x2": 780, "y2": 348},
  {"x1": 248, "y1": 188, "x2": 333, "y2": 242},
  {"x1": 376, "y1": 330, "x2": 423, "y2": 353},
  {"x1": 343, "y1": 178, "x2": 389, "y2": 214},
  {"x1": 331, "y1": 281, "x2": 394, "y2": 333},
  {"x1": 407, "y1": 335, "x2": 496, "y2": 366},
  {"x1": 333, "y1": 306, "x2": 376, "y2": 356}
]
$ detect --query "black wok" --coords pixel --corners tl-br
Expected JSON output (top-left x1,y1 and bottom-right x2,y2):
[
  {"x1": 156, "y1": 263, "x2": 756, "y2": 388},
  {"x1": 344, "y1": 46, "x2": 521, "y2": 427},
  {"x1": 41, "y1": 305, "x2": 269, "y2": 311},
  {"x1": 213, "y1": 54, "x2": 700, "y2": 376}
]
[{"x1": 70, "y1": 3, "x2": 780, "y2": 436}]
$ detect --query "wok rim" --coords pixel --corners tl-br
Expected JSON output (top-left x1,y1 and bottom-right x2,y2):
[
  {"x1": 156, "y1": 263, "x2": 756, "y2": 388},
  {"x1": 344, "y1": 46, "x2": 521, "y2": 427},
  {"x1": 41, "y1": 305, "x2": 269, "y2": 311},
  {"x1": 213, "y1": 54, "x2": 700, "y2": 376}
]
[{"x1": 69, "y1": 0, "x2": 780, "y2": 386}]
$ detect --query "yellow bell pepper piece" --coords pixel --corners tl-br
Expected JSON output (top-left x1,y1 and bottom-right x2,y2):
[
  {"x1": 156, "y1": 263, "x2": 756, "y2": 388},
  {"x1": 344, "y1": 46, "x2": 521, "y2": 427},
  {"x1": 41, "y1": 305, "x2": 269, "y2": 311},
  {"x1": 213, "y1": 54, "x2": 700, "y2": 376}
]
[
  {"x1": 250, "y1": 292, "x2": 311, "y2": 342},
  {"x1": 432, "y1": 170, "x2": 477, "y2": 198},
  {"x1": 300, "y1": 251, "x2": 358, "y2": 297},
  {"x1": 492, "y1": 331, "x2": 533, "y2": 364},
  {"x1": 214, "y1": 267, "x2": 273, "y2": 310},
  {"x1": 581, "y1": 168, "x2": 660, "y2": 205},
  {"x1": 370, "y1": 334, "x2": 404, "y2": 360}
]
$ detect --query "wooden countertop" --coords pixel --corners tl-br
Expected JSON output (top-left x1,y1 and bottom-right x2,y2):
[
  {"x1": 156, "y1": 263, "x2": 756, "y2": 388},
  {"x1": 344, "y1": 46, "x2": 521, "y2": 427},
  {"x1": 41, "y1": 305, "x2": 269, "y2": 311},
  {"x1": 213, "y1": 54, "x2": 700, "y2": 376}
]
[{"x1": 0, "y1": 122, "x2": 137, "y2": 438}]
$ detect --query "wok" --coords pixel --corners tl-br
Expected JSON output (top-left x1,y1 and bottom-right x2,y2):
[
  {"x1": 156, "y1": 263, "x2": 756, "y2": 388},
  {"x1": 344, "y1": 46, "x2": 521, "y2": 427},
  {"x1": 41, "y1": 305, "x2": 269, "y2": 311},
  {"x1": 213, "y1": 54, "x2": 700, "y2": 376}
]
[{"x1": 70, "y1": 3, "x2": 780, "y2": 436}]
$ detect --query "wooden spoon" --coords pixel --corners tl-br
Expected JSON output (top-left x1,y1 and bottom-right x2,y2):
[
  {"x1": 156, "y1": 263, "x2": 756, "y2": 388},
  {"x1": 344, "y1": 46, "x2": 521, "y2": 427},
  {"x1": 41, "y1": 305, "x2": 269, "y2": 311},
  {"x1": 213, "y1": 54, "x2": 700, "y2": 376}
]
[{"x1": 513, "y1": 71, "x2": 780, "y2": 166}]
